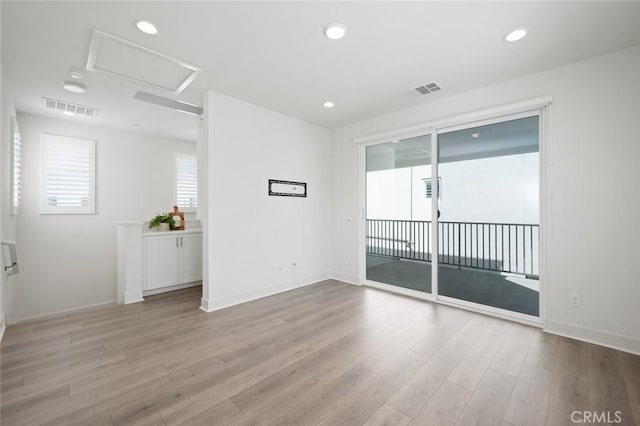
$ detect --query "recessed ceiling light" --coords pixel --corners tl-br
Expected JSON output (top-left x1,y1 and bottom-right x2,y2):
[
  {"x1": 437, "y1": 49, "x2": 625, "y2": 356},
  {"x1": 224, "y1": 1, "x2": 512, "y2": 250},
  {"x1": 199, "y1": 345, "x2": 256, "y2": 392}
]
[
  {"x1": 323, "y1": 101, "x2": 335, "y2": 108},
  {"x1": 471, "y1": 133, "x2": 480, "y2": 138},
  {"x1": 504, "y1": 28, "x2": 528, "y2": 42},
  {"x1": 391, "y1": 140, "x2": 400, "y2": 144},
  {"x1": 63, "y1": 82, "x2": 85, "y2": 93},
  {"x1": 69, "y1": 68, "x2": 83, "y2": 79},
  {"x1": 324, "y1": 23, "x2": 346, "y2": 40},
  {"x1": 136, "y1": 20, "x2": 158, "y2": 35},
  {"x1": 63, "y1": 111, "x2": 76, "y2": 117}
]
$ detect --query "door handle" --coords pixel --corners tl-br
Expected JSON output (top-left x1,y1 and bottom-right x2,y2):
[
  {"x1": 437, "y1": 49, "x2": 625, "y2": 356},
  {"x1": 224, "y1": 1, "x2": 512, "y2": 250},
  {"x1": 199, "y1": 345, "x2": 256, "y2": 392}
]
[
  {"x1": 176, "y1": 237, "x2": 179, "y2": 248},
  {"x1": 180, "y1": 237, "x2": 183, "y2": 247}
]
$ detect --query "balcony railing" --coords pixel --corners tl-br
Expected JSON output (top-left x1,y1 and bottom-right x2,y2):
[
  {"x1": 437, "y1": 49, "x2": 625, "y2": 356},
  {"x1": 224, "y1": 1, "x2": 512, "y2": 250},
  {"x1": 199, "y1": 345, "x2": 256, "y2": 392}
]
[{"x1": 366, "y1": 219, "x2": 539, "y2": 277}]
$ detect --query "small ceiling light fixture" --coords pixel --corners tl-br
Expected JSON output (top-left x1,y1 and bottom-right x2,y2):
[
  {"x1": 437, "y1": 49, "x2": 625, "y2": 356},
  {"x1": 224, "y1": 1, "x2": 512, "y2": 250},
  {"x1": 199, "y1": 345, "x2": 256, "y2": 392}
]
[
  {"x1": 324, "y1": 23, "x2": 346, "y2": 40},
  {"x1": 323, "y1": 101, "x2": 335, "y2": 108},
  {"x1": 136, "y1": 20, "x2": 158, "y2": 35},
  {"x1": 63, "y1": 81, "x2": 86, "y2": 93},
  {"x1": 504, "y1": 28, "x2": 528, "y2": 42},
  {"x1": 471, "y1": 133, "x2": 480, "y2": 138},
  {"x1": 69, "y1": 68, "x2": 83, "y2": 79}
]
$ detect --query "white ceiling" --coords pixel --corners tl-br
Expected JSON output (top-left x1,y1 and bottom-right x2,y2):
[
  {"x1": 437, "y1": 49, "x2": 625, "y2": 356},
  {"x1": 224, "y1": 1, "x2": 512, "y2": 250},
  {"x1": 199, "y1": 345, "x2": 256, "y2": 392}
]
[{"x1": 2, "y1": 1, "x2": 639, "y2": 141}]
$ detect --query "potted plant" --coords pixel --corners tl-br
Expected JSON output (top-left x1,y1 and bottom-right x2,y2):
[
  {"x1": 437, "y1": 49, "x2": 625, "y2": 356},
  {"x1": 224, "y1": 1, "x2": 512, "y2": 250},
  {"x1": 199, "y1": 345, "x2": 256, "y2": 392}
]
[{"x1": 148, "y1": 213, "x2": 175, "y2": 232}]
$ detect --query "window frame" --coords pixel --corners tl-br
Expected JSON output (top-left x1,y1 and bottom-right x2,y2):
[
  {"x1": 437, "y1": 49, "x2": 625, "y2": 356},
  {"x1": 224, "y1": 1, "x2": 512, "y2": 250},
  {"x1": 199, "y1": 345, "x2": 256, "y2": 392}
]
[
  {"x1": 10, "y1": 116, "x2": 22, "y2": 216},
  {"x1": 173, "y1": 152, "x2": 197, "y2": 213},
  {"x1": 40, "y1": 134, "x2": 96, "y2": 215}
]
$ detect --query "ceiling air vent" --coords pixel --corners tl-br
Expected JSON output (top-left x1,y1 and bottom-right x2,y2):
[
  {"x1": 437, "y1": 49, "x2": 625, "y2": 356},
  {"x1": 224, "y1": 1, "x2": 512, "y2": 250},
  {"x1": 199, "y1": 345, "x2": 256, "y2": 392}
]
[
  {"x1": 43, "y1": 98, "x2": 99, "y2": 117},
  {"x1": 405, "y1": 82, "x2": 442, "y2": 99}
]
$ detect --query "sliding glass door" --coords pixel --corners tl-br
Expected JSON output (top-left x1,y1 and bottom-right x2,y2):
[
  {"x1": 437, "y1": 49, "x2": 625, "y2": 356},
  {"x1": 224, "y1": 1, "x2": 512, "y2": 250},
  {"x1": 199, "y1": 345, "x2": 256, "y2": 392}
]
[
  {"x1": 436, "y1": 115, "x2": 540, "y2": 317},
  {"x1": 362, "y1": 110, "x2": 542, "y2": 320},
  {"x1": 365, "y1": 135, "x2": 432, "y2": 295}
]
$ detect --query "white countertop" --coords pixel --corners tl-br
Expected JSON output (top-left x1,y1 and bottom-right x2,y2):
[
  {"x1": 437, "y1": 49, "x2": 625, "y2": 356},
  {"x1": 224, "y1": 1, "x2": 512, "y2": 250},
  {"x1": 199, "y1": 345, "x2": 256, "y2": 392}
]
[{"x1": 142, "y1": 228, "x2": 203, "y2": 237}]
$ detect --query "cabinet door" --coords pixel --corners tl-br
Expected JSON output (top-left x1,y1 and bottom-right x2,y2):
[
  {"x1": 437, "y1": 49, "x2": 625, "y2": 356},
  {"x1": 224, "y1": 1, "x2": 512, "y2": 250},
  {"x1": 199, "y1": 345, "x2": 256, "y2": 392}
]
[
  {"x1": 146, "y1": 235, "x2": 179, "y2": 290},
  {"x1": 179, "y1": 233, "x2": 202, "y2": 284}
]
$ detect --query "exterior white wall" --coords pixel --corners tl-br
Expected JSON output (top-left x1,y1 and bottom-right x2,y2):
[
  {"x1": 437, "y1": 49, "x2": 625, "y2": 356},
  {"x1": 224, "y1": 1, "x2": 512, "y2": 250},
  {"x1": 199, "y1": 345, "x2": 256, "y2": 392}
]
[
  {"x1": 200, "y1": 90, "x2": 331, "y2": 311},
  {"x1": 367, "y1": 153, "x2": 539, "y2": 223},
  {"x1": 13, "y1": 113, "x2": 195, "y2": 321},
  {"x1": 331, "y1": 46, "x2": 640, "y2": 354}
]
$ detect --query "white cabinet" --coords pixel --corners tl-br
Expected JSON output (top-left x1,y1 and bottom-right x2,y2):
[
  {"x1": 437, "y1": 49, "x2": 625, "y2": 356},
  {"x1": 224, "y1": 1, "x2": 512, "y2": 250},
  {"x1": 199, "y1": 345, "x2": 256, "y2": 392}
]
[
  {"x1": 179, "y1": 234, "x2": 203, "y2": 284},
  {"x1": 144, "y1": 232, "x2": 202, "y2": 291}
]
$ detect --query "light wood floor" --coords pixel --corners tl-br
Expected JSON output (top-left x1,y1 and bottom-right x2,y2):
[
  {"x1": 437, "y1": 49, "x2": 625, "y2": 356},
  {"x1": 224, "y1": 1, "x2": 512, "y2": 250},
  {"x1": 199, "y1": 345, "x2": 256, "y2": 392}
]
[{"x1": 1, "y1": 280, "x2": 638, "y2": 425}]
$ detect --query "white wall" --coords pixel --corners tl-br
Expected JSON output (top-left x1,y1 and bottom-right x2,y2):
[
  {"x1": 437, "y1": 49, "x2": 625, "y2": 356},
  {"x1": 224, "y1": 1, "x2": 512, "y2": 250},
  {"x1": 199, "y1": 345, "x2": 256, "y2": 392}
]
[
  {"x1": 331, "y1": 46, "x2": 640, "y2": 354},
  {"x1": 199, "y1": 91, "x2": 331, "y2": 311},
  {"x1": 14, "y1": 113, "x2": 195, "y2": 321},
  {"x1": 367, "y1": 153, "x2": 540, "y2": 223}
]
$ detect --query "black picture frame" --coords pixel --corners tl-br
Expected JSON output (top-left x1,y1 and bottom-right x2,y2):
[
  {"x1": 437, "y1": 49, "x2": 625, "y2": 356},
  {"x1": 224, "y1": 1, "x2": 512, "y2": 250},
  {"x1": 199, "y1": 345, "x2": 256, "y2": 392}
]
[{"x1": 268, "y1": 179, "x2": 307, "y2": 197}]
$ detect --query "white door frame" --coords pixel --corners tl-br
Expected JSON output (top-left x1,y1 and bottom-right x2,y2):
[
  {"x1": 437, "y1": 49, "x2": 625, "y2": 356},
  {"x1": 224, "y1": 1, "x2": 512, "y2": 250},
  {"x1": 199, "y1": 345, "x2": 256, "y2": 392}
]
[{"x1": 356, "y1": 96, "x2": 551, "y2": 327}]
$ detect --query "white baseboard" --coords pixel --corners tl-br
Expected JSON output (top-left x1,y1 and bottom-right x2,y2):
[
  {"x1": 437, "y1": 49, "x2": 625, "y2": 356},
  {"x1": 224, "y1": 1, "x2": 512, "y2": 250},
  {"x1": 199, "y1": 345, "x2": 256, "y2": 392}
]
[
  {"x1": 15, "y1": 300, "x2": 117, "y2": 324},
  {"x1": 0, "y1": 313, "x2": 6, "y2": 342},
  {"x1": 200, "y1": 273, "x2": 331, "y2": 313},
  {"x1": 124, "y1": 290, "x2": 144, "y2": 304},
  {"x1": 545, "y1": 319, "x2": 640, "y2": 356},
  {"x1": 144, "y1": 282, "x2": 201, "y2": 296},
  {"x1": 330, "y1": 272, "x2": 360, "y2": 286}
]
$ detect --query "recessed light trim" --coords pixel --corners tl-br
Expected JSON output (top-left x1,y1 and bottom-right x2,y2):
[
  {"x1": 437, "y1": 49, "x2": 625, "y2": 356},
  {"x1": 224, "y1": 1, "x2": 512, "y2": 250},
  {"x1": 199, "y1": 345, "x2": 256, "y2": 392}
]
[
  {"x1": 391, "y1": 140, "x2": 400, "y2": 144},
  {"x1": 324, "y1": 23, "x2": 346, "y2": 40},
  {"x1": 504, "y1": 28, "x2": 528, "y2": 42},
  {"x1": 323, "y1": 101, "x2": 335, "y2": 108},
  {"x1": 136, "y1": 20, "x2": 158, "y2": 35},
  {"x1": 63, "y1": 82, "x2": 85, "y2": 93},
  {"x1": 471, "y1": 133, "x2": 480, "y2": 138}
]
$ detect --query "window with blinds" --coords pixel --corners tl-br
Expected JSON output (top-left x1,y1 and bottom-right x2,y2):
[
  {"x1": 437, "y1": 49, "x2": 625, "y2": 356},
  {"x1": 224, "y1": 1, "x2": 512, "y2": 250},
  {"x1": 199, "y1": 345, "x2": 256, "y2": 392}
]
[
  {"x1": 41, "y1": 134, "x2": 95, "y2": 214},
  {"x1": 174, "y1": 154, "x2": 197, "y2": 211},
  {"x1": 423, "y1": 177, "x2": 442, "y2": 199},
  {"x1": 10, "y1": 117, "x2": 22, "y2": 215}
]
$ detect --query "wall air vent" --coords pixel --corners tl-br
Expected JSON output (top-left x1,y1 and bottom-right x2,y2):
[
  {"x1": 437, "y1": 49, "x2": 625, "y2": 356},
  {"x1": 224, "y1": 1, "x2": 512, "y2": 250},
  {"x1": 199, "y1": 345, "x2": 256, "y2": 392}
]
[
  {"x1": 133, "y1": 91, "x2": 203, "y2": 116},
  {"x1": 405, "y1": 82, "x2": 442, "y2": 99},
  {"x1": 43, "y1": 98, "x2": 99, "y2": 117}
]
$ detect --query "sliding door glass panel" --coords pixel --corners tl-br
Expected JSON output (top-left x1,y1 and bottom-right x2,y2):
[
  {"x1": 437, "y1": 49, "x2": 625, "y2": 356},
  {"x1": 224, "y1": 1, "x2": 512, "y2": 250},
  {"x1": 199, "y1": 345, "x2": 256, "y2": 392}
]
[
  {"x1": 437, "y1": 116, "x2": 540, "y2": 316},
  {"x1": 365, "y1": 135, "x2": 432, "y2": 294}
]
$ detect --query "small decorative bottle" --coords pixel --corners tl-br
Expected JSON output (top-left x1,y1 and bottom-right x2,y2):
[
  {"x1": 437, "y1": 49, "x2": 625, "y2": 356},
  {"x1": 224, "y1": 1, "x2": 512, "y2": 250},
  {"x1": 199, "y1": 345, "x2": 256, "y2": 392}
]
[{"x1": 171, "y1": 206, "x2": 185, "y2": 230}]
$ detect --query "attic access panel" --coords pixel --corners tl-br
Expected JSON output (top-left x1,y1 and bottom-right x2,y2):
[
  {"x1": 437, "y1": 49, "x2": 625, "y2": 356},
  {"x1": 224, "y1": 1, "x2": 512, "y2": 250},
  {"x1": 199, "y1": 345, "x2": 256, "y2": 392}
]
[{"x1": 87, "y1": 30, "x2": 201, "y2": 95}]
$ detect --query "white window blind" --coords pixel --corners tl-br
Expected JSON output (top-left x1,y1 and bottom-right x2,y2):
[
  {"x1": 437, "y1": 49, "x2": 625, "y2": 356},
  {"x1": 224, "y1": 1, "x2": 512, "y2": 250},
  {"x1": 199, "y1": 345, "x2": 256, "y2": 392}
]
[
  {"x1": 10, "y1": 117, "x2": 22, "y2": 215},
  {"x1": 41, "y1": 135, "x2": 95, "y2": 214},
  {"x1": 174, "y1": 154, "x2": 197, "y2": 210},
  {"x1": 423, "y1": 177, "x2": 442, "y2": 199}
]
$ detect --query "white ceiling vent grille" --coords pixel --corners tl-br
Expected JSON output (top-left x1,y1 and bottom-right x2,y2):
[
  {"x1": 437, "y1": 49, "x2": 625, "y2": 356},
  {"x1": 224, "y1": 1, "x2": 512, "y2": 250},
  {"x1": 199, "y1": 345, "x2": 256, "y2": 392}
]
[
  {"x1": 405, "y1": 82, "x2": 442, "y2": 99},
  {"x1": 43, "y1": 98, "x2": 99, "y2": 117}
]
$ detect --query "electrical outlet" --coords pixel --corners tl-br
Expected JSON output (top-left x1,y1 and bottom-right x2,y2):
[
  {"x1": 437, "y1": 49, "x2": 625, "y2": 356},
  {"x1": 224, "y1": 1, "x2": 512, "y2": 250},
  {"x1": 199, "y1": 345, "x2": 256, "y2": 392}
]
[
  {"x1": 291, "y1": 261, "x2": 298, "y2": 268},
  {"x1": 570, "y1": 293, "x2": 581, "y2": 308}
]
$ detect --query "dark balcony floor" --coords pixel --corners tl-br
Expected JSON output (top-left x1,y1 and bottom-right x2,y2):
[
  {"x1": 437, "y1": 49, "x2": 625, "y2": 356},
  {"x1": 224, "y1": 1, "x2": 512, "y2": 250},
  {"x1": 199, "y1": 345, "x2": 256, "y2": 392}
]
[{"x1": 366, "y1": 254, "x2": 539, "y2": 317}]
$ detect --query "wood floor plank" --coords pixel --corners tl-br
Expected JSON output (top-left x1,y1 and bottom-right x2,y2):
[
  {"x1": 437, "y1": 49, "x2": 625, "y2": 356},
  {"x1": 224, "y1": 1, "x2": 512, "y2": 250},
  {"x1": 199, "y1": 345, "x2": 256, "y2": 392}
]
[
  {"x1": 620, "y1": 351, "x2": 640, "y2": 425},
  {"x1": 455, "y1": 368, "x2": 516, "y2": 426},
  {"x1": 2, "y1": 281, "x2": 638, "y2": 426},
  {"x1": 318, "y1": 349, "x2": 428, "y2": 425},
  {"x1": 363, "y1": 404, "x2": 412, "y2": 426},
  {"x1": 490, "y1": 323, "x2": 536, "y2": 377},
  {"x1": 549, "y1": 338, "x2": 590, "y2": 414},
  {"x1": 409, "y1": 380, "x2": 472, "y2": 426},
  {"x1": 502, "y1": 331, "x2": 558, "y2": 426},
  {"x1": 447, "y1": 320, "x2": 510, "y2": 391},
  {"x1": 387, "y1": 318, "x2": 488, "y2": 418}
]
